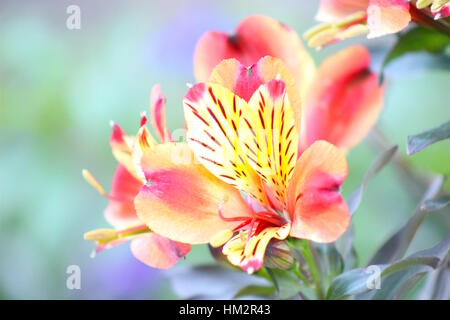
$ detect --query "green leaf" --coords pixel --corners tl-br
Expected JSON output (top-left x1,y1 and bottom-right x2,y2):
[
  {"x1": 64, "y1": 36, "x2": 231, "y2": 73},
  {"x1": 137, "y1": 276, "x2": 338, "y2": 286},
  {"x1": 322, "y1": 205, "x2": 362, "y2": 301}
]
[
  {"x1": 372, "y1": 266, "x2": 428, "y2": 300},
  {"x1": 314, "y1": 243, "x2": 344, "y2": 289},
  {"x1": 381, "y1": 26, "x2": 450, "y2": 80},
  {"x1": 327, "y1": 235, "x2": 450, "y2": 300},
  {"x1": 407, "y1": 121, "x2": 450, "y2": 155},
  {"x1": 326, "y1": 267, "x2": 385, "y2": 300},
  {"x1": 266, "y1": 267, "x2": 305, "y2": 299},
  {"x1": 370, "y1": 235, "x2": 450, "y2": 300},
  {"x1": 418, "y1": 260, "x2": 450, "y2": 300},
  {"x1": 346, "y1": 145, "x2": 398, "y2": 215},
  {"x1": 335, "y1": 227, "x2": 359, "y2": 271},
  {"x1": 233, "y1": 285, "x2": 276, "y2": 299},
  {"x1": 421, "y1": 195, "x2": 450, "y2": 211},
  {"x1": 367, "y1": 176, "x2": 444, "y2": 265}
]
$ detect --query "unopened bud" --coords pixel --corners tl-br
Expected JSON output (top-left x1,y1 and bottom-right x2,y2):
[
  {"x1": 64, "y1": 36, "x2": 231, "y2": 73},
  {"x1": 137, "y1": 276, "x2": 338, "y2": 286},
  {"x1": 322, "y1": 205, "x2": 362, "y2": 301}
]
[{"x1": 264, "y1": 240, "x2": 294, "y2": 270}]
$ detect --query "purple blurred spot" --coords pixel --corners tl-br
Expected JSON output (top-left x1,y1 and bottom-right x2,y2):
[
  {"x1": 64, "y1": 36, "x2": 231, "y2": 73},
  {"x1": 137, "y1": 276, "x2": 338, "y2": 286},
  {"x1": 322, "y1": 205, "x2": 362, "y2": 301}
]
[
  {"x1": 83, "y1": 247, "x2": 162, "y2": 299},
  {"x1": 142, "y1": 4, "x2": 234, "y2": 75}
]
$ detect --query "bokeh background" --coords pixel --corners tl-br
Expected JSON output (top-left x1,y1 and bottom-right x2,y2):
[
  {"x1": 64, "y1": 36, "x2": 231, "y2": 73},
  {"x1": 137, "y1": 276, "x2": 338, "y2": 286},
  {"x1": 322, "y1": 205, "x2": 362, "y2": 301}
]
[{"x1": 0, "y1": 0, "x2": 449, "y2": 299}]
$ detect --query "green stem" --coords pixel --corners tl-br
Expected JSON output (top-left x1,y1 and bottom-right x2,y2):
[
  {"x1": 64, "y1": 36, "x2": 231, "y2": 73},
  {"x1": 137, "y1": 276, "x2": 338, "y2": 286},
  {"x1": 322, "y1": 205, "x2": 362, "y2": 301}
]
[
  {"x1": 369, "y1": 126, "x2": 431, "y2": 199},
  {"x1": 292, "y1": 263, "x2": 311, "y2": 286},
  {"x1": 255, "y1": 267, "x2": 273, "y2": 282},
  {"x1": 301, "y1": 241, "x2": 324, "y2": 300}
]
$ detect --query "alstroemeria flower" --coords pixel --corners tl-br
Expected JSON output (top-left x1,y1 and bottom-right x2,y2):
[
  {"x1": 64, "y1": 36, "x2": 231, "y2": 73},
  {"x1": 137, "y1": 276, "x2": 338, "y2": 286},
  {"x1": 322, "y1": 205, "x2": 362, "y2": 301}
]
[
  {"x1": 305, "y1": 0, "x2": 450, "y2": 48},
  {"x1": 84, "y1": 85, "x2": 191, "y2": 269},
  {"x1": 134, "y1": 77, "x2": 350, "y2": 273},
  {"x1": 194, "y1": 15, "x2": 316, "y2": 103},
  {"x1": 194, "y1": 15, "x2": 384, "y2": 151}
]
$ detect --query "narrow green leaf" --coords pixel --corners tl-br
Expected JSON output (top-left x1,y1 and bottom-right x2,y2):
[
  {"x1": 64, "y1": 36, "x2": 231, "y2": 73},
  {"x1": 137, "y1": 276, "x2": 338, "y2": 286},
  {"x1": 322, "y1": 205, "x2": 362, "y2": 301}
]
[
  {"x1": 314, "y1": 243, "x2": 344, "y2": 289},
  {"x1": 421, "y1": 195, "x2": 450, "y2": 211},
  {"x1": 370, "y1": 235, "x2": 450, "y2": 300},
  {"x1": 381, "y1": 26, "x2": 450, "y2": 81},
  {"x1": 407, "y1": 121, "x2": 450, "y2": 155},
  {"x1": 327, "y1": 235, "x2": 450, "y2": 300},
  {"x1": 347, "y1": 145, "x2": 398, "y2": 215},
  {"x1": 418, "y1": 260, "x2": 450, "y2": 300},
  {"x1": 372, "y1": 267, "x2": 428, "y2": 300},
  {"x1": 266, "y1": 267, "x2": 305, "y2": 299},
  {"x1": 367, "y1": 176, "x2": 444, "y2": 265},
  {"x1": 335, "y1": 227, "x2": 359, "y2": 271},
  {"x1": 326, "y1": 268, "x2": 386, "y2": 300}
]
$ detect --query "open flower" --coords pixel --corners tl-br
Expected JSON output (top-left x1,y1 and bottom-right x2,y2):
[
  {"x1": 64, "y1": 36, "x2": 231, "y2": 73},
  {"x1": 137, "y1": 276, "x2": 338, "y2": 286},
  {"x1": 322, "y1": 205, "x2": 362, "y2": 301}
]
[
  {"x1": 83, "y1": 85, "x2": 191, "y2": 269},
  {"x1": 134, "y1": 76, "x2": 350, "y2": 273},
  {"x1": 193, "y1": 15, "x2": 316, "y2": 103},
  {"x1": 304, "y1": 0, "x2": 450, "y2": 48},
  {"x1": 194, "y1": 15, "x2": 384, "y2": 151}
]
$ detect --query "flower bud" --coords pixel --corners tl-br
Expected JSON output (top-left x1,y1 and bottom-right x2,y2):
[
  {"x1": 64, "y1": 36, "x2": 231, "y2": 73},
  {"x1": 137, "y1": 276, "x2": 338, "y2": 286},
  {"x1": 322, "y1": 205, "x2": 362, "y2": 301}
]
[{"x1": 264, "y1": 240, "x2": 294, "y2": 270}]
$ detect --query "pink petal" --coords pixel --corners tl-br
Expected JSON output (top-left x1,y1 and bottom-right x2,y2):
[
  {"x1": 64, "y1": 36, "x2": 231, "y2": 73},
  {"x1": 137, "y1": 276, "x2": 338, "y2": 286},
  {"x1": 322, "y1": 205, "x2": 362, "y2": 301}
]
[
  {"x1": 104, "y1": 165, "x2": 143, "y2": 228},
  {"x1": 287, "y1": 141, "x2": 350, "y2": 243},
  {"x1": 302, "y1": 46, "x2": 384, "y2": 150},
  {"x1": 194, "y1": 15, "x2": 315, "y2": 101},
  {"x1": 208, "y1": 56, "x2": 303, "y2": 135},
  {"x1": 367, "y1": 0, "x2": 411, "y2": 38},
  {"x1": 316, "y1": 0, "x2": 369, "y2": 21},
  {"x1": 150, "y1": 84, "x2": 172, "y2": 143},
  {"x1": 130, "y1": 233, "x2": 191, "y2": 269}
]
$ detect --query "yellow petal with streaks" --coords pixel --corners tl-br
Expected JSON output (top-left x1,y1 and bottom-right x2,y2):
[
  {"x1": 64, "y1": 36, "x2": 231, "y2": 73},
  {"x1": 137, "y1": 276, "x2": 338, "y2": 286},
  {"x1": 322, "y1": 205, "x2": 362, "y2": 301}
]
[
  {"x1": 240, "y1": 80, "x2": 298, "y2": 207},
  {"x1": 183, "y1": 83, "x2": 267, "y2": 204}
]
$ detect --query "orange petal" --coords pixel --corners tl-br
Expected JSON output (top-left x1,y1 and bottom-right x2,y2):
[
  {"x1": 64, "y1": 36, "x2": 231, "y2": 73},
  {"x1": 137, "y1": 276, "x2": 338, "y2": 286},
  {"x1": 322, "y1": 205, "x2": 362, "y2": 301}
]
[
  {"x1": 240, "y1": 80, "x2": 298, "y2": 208},
  {"x1": 150, "y1": 84, "x2": 172, "y2": 143},
  {"x1": 183, "y1": 82, "x2": 267, "y2": 204},
  {"x1": 286, "y1": 141, "x2": 350, "y2": 243},
  {"x1": 134, "y1": 143, "x2": 253, "y2": 244},
  {"x1": 130, "y1": 233, "x2": 191, "y2": 269},
  {"x1": 104, "y1": 165, "x2": 143, "y2": 228},
  {"x1": 194, "y1": 15, "x2": 315, "y2": 102},
  {"x1": 316, "y1": 0, "x2": 369, "y2": 21},
  {"x1": 367, "y1": 0, "x2": 411, "y2": 38},
  {"x1": 209, "y1": 56, "x2": 303, "y2": 135},
  {"x1": 302, "y1": 46, "x2": 384, "y2": 150}
]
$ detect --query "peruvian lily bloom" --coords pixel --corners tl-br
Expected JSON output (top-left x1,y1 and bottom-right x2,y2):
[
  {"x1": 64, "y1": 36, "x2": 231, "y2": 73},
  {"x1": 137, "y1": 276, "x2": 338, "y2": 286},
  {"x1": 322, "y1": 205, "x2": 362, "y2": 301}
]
[
  {"x1": 134, "y1": 76, "x2": 350, "y2": 273},
  {"x1": 194, "y1": 15, "x2": 384, "y2": 151},
  {"x1": 304, "y1": 0, "x2": 450, "y2": 48},
  {"x1": 83, "y1": 84, "x2": 191, "y2": 269},
  {"x1": 193, "y1": 15, "x2": 316, "y2": 103}
]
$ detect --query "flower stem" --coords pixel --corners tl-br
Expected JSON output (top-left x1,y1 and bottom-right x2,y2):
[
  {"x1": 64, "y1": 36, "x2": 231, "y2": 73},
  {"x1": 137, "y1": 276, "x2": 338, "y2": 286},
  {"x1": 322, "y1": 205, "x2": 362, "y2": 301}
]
[
  {"x1": 292, "y1": 263, "x2": 311, "y2": 286},
  {"x1": 301, "y1": 241, "x2": 324, "y2": 300},
  {"x1": 369, "y1": 126, "x2": 431, "y2": 199}
]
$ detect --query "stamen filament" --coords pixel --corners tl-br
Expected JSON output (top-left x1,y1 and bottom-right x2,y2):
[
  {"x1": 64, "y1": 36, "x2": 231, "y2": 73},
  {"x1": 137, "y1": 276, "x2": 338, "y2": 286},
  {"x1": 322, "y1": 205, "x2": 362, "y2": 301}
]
[
  {"x1": 218, "y1": 204, "x2": 250, "y2": 222},
  {"x1": 253, "y1": 211, "x2": 285, "y2": 226},
  {"x1": 82, "y1": 169, "x2": 127, "y2": 203},
  {"x1": 116, "y1": 224, "x2": 150, "y2": 237}
]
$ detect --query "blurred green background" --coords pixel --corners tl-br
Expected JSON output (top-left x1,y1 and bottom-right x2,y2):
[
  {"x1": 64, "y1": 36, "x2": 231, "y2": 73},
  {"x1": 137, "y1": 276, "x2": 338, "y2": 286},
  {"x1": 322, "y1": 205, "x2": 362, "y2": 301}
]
[{"x1": 0, "y1": 0, "x2": 449, "y2": 299}]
